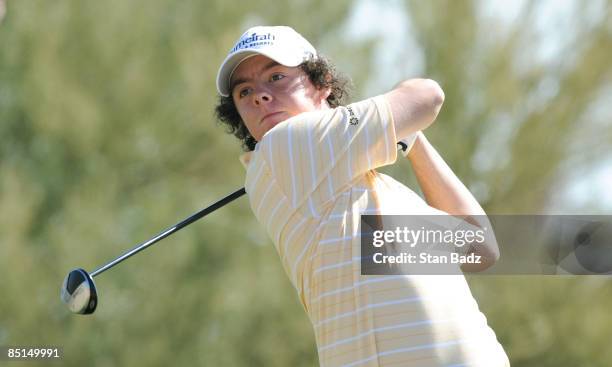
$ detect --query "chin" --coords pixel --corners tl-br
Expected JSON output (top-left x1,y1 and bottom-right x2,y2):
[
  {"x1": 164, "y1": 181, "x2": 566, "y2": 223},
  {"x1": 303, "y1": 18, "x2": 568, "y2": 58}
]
[{"x1": 265, "y1": 115, "x2": 289, "y2": 130}]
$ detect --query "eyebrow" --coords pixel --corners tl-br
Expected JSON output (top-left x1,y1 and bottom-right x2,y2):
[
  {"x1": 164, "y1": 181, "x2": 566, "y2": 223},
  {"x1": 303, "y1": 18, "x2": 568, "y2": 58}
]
[{"x1": 230, "y1": 60, "x2": 281, "y2": 93}]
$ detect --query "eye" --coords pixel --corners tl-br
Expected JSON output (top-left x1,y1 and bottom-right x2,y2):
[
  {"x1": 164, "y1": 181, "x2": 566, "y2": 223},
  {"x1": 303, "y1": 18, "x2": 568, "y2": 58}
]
[
  {"x1": 270, "y1": 73, "x2": 285, "y2": 82},
  {"x1": 238, "y1": 87, "x2": 252, "y2": 98}
]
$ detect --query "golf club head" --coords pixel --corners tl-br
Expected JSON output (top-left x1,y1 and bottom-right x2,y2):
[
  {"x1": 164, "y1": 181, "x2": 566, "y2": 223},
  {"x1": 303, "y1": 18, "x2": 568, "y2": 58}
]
[{"x1": 61, "y1": 268, "x2": 98, "y2": 314}]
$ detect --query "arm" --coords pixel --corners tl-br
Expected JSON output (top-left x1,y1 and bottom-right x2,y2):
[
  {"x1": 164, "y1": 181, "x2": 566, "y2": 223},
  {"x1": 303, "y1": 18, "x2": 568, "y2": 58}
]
[
  {"x1": 383, "y1": 78, "x2": 445, "y2": 140},
  {"x1": 383, "y1": 79, "x2": 497, "y2": 271},
  {"x1": 407, "y1": 133, "x2": 500, "y2": 272}
]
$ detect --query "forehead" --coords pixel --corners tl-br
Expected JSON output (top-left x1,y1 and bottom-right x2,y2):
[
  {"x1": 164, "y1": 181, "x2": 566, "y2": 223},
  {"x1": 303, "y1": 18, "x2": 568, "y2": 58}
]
[
  {"x1": 230, "y1": 55, "x2": 286, "y2": 87},
  {"x1": 232, "y1": 54, "x2": 277, "y2": 76}
]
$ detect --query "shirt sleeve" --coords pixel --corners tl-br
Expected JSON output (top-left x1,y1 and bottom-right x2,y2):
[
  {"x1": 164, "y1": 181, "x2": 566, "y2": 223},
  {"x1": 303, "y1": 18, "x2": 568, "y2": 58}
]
[{"x1": 258, "y1": 95, "x2": 398, "y2": 215}]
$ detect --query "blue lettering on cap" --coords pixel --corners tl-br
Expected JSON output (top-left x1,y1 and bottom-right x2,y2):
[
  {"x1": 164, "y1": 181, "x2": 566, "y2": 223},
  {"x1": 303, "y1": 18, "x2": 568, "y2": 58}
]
[{"x1": 231, "y1": 32, "x2": 276, "y2": 53}]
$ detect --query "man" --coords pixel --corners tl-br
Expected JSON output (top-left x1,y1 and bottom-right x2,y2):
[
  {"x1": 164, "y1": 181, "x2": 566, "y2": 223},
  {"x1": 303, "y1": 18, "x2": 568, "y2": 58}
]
[{"x1": 215, "y1": 25, "x2": 510, "y2": 367}]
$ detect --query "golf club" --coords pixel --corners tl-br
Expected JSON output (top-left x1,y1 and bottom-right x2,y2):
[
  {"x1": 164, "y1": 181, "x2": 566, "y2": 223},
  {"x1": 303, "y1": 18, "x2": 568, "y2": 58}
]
[{"x1": 61, "y1": 187, "x2": 246, "y2": 315}]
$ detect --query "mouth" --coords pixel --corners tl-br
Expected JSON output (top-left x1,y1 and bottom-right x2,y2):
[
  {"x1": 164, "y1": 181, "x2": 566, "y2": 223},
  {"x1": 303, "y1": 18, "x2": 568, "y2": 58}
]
[{"x1": 260, "y1": 112, "x2": 284, "y2": 124}]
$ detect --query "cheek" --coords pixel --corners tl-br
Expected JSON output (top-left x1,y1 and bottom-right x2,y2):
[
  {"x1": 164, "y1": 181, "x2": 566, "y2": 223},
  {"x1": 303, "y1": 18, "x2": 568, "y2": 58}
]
[
  {"x1": 235, "y1": 104, "x2": 259, "y2": 134},
  {"x1": 235, "y1": 101, "x2": 252, "y2": 122},
  {"x1": 285, "y1": 86, "x2": 319, "y2": 110},
  {"x1": 290, "y1": 78, "x2": 327, "y2": 108}
]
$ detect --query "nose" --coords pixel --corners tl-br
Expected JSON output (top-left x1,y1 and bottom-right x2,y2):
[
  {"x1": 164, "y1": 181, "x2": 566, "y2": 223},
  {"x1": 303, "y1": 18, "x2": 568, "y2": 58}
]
[{"x1": 253, "y1": 89, "x2": 273, "y2": 106}]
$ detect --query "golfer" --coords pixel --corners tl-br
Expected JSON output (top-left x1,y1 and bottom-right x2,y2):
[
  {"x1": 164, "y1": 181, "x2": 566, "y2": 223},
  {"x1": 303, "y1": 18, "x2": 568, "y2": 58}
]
[{"x1": 215, "y1": 26, "x2": 510, "y2": 367}]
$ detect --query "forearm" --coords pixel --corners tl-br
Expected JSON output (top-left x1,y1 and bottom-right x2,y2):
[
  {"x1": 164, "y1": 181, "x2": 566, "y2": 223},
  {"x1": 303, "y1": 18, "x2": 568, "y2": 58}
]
[
  {"x1": 407, "y1": 133, "x2": 499, "y2": 271},
  {"x1": 407, "y1": 133, "x2": 484, "y2": 216}
]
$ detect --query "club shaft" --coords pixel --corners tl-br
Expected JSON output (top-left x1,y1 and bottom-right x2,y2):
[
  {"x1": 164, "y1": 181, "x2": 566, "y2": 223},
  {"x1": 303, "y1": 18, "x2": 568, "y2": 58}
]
[{"x1": 90, "y1": 187, "x2": 246, "y2": 278}]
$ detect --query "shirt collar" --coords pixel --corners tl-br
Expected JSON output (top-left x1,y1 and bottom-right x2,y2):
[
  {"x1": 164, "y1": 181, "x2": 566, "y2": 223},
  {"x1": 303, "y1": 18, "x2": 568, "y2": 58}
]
[{"x1": 239, "y1": 151, "x2": 253, "y2": 169}]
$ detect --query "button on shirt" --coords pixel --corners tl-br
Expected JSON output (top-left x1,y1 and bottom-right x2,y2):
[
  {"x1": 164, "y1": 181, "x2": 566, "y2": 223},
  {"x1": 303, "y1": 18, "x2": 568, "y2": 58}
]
[{"x1": 240, "y1": 96, "x2": 510, "y2": 367}]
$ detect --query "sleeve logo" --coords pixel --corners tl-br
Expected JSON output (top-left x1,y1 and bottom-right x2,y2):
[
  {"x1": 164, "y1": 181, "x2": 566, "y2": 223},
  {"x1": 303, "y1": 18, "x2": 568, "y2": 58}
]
[{"x1": 346, "y1": 106, "x2": 359, "y2": 125}]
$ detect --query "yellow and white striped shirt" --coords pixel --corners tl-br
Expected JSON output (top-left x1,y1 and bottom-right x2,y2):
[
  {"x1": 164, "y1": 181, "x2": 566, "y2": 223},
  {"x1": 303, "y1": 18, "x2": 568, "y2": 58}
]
[{"x1": 240, "y1": 96, "x2": 510, "y2": 367}]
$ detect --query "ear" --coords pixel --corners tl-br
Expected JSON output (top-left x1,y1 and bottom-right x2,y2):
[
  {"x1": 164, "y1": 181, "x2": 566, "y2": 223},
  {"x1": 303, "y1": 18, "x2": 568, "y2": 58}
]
[
  {"x1": 321, "y1": 86, "x2": 332, "y2": 100},
  {"x1": 316, "y1": 86, "x2": 332, "y2": 107},
  {"x1": 319, "y1": 72, "x2": 334, "y2": 105}
]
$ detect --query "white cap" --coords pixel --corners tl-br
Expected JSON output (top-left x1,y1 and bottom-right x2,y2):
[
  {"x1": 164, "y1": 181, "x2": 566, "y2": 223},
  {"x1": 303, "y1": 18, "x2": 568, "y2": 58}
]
[{"x1": 216, "y1": 26, "x2": 317, "y2": 97}]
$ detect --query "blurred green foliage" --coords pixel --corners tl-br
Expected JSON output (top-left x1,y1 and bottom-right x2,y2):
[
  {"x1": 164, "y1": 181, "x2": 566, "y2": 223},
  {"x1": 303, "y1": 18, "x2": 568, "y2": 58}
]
[{"x1": 1, "y1": 0, "x2": 611, "y2": 366}]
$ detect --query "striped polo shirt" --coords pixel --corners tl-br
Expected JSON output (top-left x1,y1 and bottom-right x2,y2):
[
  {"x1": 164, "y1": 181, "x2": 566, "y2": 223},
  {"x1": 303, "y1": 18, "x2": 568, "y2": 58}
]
[{"x1": 240, "y1": 96, "x2": 510, "y2": 367}]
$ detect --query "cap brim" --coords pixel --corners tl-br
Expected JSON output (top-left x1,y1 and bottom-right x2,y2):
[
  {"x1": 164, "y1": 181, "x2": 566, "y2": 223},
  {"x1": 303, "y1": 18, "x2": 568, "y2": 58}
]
[{"x1": 215, "y1": 48, "x2": 304, "y2": 97}]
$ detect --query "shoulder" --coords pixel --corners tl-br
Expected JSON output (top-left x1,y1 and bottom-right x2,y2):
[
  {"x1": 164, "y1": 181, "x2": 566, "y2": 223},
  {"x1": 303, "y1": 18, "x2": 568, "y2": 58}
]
[{"x1": 262, "y1": 97, "x2": 388, "y2": 141}]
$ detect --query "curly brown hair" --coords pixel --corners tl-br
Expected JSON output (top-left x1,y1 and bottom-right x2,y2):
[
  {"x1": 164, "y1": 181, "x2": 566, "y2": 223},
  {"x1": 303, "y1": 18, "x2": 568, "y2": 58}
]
[{"x1": 215, "y1": 55, "x2": 351, "y2": 151}]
